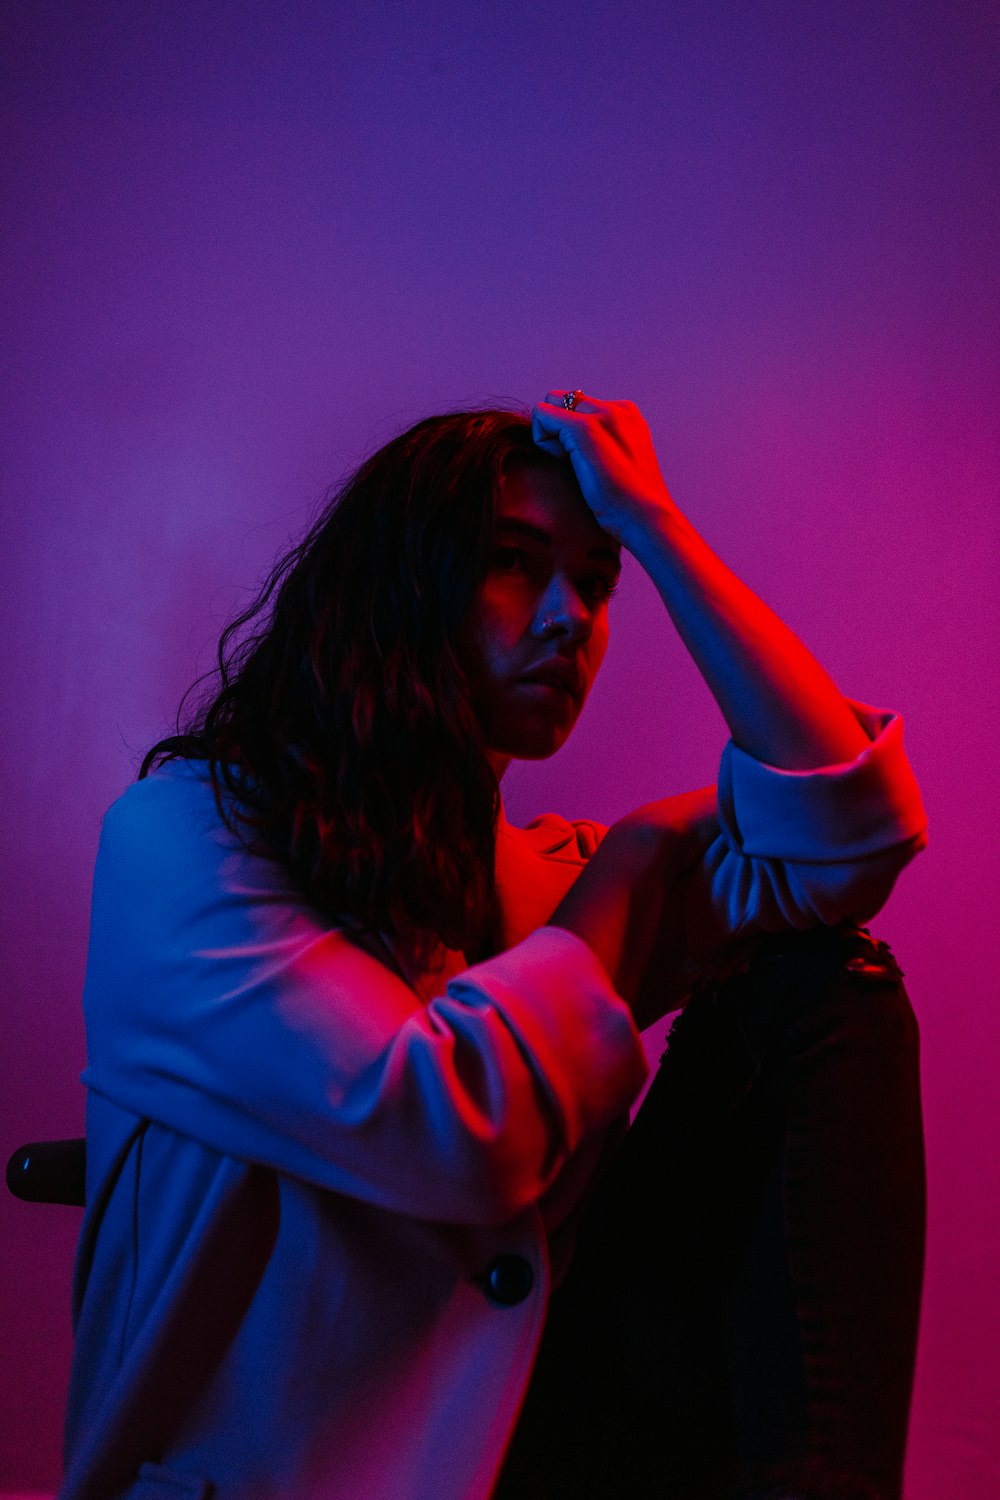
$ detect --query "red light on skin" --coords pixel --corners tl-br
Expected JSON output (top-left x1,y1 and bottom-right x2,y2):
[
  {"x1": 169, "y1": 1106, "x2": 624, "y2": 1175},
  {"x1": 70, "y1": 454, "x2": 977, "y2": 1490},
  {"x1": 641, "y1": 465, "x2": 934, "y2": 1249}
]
[{"x1": 516, "y1": 680, "x2": 577, "y2": 706}]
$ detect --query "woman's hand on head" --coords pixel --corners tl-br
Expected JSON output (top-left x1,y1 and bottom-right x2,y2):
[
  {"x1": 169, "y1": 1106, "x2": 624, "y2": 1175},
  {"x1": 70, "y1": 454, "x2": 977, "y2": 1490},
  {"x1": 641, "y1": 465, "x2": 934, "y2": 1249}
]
[{"x1": 531, "y1": 392, "x2": 679, "y2": 554}]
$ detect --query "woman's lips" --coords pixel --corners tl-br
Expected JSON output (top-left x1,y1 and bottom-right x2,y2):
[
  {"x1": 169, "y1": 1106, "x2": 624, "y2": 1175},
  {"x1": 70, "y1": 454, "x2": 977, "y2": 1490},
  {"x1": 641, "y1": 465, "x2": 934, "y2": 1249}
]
[
  {"x1": 516, "y1": 660, "x2": 582, "y2": 699},
  {"x1": 519, "y1": 678, "x2": 573, "y2": 693}
]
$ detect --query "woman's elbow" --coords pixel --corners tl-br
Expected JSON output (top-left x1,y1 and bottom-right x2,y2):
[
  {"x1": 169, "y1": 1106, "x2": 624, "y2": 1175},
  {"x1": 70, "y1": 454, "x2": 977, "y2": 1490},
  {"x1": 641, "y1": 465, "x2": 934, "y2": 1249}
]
[{"x1": 800, "y1": 834, "x2": 929, "y2": 928}]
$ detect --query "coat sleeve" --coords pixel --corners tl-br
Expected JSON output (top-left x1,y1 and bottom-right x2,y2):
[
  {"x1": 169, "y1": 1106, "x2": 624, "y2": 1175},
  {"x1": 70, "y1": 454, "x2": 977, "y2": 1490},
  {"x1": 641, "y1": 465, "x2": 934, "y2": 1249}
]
[
  {"x1": 80, "y1": 768, "x2": 648, "y2": 1227},
  {"x1": 553, "y1": 697, "x2": 926, "y2": 988},
  {"x1": 676, "y1": 697, "x2": 929, "y2": 964}
]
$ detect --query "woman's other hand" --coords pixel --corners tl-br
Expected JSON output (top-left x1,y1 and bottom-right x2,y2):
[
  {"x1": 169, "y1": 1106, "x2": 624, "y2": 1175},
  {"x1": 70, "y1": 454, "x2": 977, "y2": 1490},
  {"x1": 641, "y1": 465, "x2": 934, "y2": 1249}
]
[{"x1": 548, "y1": 787, "x2": 719, "y2": 1030}]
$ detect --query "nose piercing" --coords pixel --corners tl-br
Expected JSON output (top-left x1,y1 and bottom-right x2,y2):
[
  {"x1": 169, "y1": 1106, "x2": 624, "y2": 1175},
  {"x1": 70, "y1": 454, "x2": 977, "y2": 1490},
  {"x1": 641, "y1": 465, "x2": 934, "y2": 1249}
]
[{"x1": 541, "y1": 615, "x2": 557, "y2": 632}]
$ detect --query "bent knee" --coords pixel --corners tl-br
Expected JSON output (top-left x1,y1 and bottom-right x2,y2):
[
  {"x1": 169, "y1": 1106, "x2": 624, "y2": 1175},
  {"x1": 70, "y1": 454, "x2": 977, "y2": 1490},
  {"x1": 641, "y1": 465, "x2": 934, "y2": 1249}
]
[{"x1": 746, "y1": 923, "x2": 920, "y2": 1048}]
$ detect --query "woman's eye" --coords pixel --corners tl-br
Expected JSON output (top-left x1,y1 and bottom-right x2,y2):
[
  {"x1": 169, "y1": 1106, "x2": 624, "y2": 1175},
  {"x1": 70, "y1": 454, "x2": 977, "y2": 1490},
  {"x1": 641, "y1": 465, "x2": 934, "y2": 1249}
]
[
  {"x1": 490, "y1": 550, "x2": 618, "y2": 604},
  {"x1": 585, "y1": 575, "x2": 620, "y2": 603},
  {"x1": 492, "y1": 547, "x2": 530, "y2": 572}
]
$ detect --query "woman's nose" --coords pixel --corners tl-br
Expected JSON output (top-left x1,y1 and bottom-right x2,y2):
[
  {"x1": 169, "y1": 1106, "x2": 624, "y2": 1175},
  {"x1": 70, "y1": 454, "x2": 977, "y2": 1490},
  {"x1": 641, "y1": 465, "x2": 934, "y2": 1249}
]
[{"x1": 534, "y1": 578, "x2": 592, "y2": 640}]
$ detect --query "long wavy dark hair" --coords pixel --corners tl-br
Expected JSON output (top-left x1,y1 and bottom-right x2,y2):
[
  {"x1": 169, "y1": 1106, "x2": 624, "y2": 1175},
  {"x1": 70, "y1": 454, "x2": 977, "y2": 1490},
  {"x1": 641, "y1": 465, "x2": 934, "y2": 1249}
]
[{"x1": 141, "y1": 405, "x2": 553, "y2": 977}]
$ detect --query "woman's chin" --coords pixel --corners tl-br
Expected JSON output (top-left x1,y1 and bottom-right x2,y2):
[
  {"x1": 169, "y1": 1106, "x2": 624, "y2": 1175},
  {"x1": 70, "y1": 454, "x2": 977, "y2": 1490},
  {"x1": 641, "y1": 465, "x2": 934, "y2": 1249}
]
[
  {"x1": 479, "y1": 691, "x2": 582, "y2": 763},
  {"x1": 489, "y1": 723, "x2": 575, "y2": 762}
]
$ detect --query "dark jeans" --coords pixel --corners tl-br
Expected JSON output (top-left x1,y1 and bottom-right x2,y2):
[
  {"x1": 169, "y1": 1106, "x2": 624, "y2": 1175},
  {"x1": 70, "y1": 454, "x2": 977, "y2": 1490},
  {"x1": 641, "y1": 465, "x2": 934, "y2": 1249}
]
[{"x1": 494, "y1": 922, "x2": 926, "y2": 1500}]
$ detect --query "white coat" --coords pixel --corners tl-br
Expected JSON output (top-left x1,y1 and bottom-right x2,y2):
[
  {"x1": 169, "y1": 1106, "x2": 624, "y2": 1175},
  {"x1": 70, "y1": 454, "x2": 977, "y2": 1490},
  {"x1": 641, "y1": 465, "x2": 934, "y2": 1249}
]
[{"x1": 60, "y1": 699, "x2": 927, "y2": 1500}]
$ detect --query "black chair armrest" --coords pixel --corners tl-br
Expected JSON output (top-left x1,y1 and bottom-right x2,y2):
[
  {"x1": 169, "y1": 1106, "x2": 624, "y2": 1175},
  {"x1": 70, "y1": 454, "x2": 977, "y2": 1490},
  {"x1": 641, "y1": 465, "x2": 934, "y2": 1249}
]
[{"x1": 6, "y1": 1138, "x2": 87, "y2": 1206}]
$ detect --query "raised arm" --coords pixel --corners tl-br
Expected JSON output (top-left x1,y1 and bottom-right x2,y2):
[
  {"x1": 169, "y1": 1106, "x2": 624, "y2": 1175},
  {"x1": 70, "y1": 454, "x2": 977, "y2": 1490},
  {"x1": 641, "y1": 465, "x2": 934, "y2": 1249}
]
[
  {"x1": 531, "y1": 393, "x2": 870, "y2": 771},
  {"x1": 532, "y1": 393, "x2": 926, "y2": 1015}
]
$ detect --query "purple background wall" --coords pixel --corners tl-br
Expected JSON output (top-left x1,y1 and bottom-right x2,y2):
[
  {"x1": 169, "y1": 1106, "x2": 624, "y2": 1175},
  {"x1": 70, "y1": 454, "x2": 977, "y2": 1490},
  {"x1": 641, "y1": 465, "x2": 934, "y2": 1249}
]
[{"x1": 2, "y1": 3, "x2": 997, "y2": 1494}]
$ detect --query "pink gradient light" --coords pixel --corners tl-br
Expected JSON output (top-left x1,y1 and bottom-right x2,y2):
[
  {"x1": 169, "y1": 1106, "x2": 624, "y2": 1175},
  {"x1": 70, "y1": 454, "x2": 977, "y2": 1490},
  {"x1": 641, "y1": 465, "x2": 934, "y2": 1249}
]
[{"x1": 2, "y1": 2, "x2": 997, "y2": 1495}]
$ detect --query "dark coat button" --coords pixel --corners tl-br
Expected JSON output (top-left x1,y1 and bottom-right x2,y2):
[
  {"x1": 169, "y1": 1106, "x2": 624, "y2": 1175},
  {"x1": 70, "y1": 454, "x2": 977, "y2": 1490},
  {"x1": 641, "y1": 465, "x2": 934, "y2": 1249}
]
[{"x1": 481, "y1": 1254, "x2": 535, "y2": 1307}]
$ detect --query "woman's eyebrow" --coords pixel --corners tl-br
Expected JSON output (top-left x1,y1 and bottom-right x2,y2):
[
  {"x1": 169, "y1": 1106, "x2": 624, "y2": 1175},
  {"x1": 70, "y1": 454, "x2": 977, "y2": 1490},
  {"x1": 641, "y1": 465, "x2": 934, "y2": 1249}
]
[{"x1": 495, "y1": 517, "x2": 622, "y2": 569}]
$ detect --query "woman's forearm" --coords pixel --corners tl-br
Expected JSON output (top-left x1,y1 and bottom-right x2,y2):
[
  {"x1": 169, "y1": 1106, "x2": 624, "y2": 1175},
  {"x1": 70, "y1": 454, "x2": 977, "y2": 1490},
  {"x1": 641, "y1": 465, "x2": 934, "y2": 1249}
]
[
  {"x1": 529, "y1": 392, "x2": 871, "y2": 772},
  {"x1": 548, "y1": 797, "x2": 720, "y2": 1030},
  {"x1": 628, "y1": 502, "x2": 871, "y2": 772}
]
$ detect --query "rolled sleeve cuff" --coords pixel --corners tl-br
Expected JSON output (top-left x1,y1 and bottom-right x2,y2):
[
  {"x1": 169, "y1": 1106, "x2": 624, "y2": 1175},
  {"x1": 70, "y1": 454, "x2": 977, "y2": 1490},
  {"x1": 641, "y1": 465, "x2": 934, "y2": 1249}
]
[{"x1": 717, "y1": 698, "x2": 929, "y2": 863}]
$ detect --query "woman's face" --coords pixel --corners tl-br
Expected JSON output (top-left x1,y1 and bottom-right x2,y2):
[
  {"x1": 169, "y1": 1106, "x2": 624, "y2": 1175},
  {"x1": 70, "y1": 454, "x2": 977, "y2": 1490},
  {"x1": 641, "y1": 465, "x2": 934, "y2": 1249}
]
[{"x1": 463, "y1": 460, "x2": 622, "y2": 776}]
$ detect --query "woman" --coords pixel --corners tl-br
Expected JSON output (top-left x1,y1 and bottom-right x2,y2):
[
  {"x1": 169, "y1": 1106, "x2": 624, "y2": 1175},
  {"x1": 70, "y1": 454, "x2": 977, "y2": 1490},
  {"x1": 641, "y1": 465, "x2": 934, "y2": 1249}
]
[{"x1": 60, "y1": 393, "x2": 928, "y2": 1500}]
